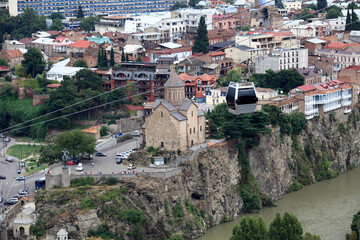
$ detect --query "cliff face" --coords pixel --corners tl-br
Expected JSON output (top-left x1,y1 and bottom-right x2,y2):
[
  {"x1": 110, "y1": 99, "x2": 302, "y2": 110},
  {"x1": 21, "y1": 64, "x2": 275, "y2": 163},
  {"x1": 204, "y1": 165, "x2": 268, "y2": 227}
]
[{"x1": 35, "y1": 109, "x2": 360, "y2": 239}]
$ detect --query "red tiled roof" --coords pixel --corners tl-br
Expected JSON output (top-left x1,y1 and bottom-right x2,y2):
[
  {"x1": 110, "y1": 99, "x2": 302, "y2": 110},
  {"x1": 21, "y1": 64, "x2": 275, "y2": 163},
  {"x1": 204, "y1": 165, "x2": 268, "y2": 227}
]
[
  {"x1": 69, "y1": 40, "x2": 92, "y2": 49},
  {"x1": 179, "y1": 73, "x2": 197, "y2": 81},
  {"x1": 324, "y1": 42, "x2": 360, "y2": 50},
  {"x1": 296, "y1": 84, "x2": 316, "y2": 92},
  {"x1": 47, "y1": 83, "x2": 61, "y2": 88},
  {"x1": 212, "y1": 14, "x2": 231, "y2": 20},
  {"x1": 0, "y1": 65, "x2": 9, "y2": 71},
  {"x1": 344, "y1": 65, "x2": 360, "y2": 71},
  {"x1": 207, "y1": 29, "x2": 235, "y2": 39},
  {"x1": 3, "y1": 49, "x2": 23, "y2": 58},
  {"x1": 209, "y1": 51, "x2": 225, "y2": 57},
  {"x1": 126, "y1": 104, "x2": 144, "y2": 111}
]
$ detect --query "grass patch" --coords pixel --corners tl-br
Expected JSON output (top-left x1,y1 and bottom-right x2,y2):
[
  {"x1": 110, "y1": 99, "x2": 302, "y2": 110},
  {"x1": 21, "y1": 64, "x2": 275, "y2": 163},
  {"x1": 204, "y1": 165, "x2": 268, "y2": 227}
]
[
  {"x1": 69, "y1": 124, "x2": 93, "y2": 130},
  {"x1": 17, "y1": 136, "x2": 44, "y2": 143},
  {"x1": 7, "y1": 145, "x2": 42, "y2": 159},
  {"x1": 25, "y1": 164, "x2": 47, "y2": 176}
]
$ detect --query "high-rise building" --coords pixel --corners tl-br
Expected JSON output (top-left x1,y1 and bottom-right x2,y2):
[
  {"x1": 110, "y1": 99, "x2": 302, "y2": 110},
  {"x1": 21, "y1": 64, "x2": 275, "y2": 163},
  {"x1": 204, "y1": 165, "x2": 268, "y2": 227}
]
[{"x1": 9, "y1": 0, "x2": 179, "y2": 17}]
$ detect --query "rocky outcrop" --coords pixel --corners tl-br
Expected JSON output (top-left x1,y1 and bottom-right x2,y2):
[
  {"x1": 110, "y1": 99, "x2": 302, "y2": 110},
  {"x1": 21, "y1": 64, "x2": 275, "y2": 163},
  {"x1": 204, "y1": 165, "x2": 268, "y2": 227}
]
[{"x1": 35, "y1": 108, "x2": 360, "y2": 239}]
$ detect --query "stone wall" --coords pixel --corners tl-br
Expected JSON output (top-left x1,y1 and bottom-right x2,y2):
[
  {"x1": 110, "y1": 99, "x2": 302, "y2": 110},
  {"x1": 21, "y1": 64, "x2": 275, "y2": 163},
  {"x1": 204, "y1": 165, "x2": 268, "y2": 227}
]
[{"x1": 32, "y1": 94, "x2": 49, "y2": 106}]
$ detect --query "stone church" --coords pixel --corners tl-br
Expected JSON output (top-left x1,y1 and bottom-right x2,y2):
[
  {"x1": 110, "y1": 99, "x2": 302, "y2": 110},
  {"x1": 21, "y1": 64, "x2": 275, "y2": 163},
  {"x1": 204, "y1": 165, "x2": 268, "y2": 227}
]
[{"x1": 145, "y1": 72, "x2": 206, "y2": 151}]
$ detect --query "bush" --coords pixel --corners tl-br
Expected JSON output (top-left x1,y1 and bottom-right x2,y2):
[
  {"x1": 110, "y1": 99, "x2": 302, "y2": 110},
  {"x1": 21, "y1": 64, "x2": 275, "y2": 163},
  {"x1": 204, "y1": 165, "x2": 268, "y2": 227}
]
[
  {"x1": 147, "y1": 146, "x2": 155, "y2": 152},
  {"x1": 100, "y1": 126, "x2": 108, "y2": 137},
  {"x1": 288, "y1": 179, "x2": 303, "y2": 192},
  {"x1": 172, "y1": 202, "x2": 184, "y2": 219},
  {"x1": 88, "y1": 224, "x2": 115, "y2": 239},
  {"x1": 81, "y1": 197, "x2": 97, "y2": 209},
  {"x1": 70, "y1": 177, "x2": 94, "y2": 187},
  {"x1": 30, "y1": 214, "x2": 45, "y2": 237},
  {"x1": 106, "y1": 177, "x2": 117, "y2": 185},
  {"x1": 122, "y1": 208, "x2": 144, "y2": 224},
  {"x1": 240, "y1": 189, "x2": 261, "y2": 213},
  {"x1": 5, "y1": 75, "x2": 12, "y2": 82},
  {"x1": 164, "y1": 199, "x2": 170, "y2": 216}
]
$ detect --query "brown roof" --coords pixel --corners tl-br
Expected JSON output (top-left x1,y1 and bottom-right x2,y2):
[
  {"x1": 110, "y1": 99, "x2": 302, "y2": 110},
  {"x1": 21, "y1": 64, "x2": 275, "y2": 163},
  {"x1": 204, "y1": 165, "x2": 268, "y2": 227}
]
[
  {"x1": 3, "y1": 49, "x2": 23, "y2": 58},
  {"x1": 45, "y1": 30, "x2": 60, "y2": 36},
  {"x1": 69, "y1": 40, "x2": 92, "y2": 49},
  {"x1": 207, "y1": 29, "x2": 235, "y2": 39},
  {"x1": 18, "y1": 38, "x2": 33, "y2": 45}
]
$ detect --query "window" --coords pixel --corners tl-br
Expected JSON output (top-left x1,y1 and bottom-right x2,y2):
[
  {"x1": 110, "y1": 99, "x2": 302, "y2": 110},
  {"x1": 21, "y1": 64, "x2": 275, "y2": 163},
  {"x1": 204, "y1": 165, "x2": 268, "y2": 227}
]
[
  {"x1": 191, "y1": 111, "x2": 193, "y2": 117},
  {"x1": 161, "y1": 142, "x2": 164, "y2": 147},
  {"x1": 161, "y1": 112, "x2": 163, "y2": 118},
  {"x1": 190, "y1": 128, "x2": 192, "y2": 134},
  {"x1": 193, "y1": 127, "x2": 195, "y2": 133}
]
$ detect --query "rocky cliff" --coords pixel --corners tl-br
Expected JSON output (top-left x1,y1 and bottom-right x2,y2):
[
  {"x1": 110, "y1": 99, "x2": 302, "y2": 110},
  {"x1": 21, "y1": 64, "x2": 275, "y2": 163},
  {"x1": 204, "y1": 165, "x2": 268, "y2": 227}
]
[{"x1": 33, "y1": 108, "x2": 360, "y2": 240}]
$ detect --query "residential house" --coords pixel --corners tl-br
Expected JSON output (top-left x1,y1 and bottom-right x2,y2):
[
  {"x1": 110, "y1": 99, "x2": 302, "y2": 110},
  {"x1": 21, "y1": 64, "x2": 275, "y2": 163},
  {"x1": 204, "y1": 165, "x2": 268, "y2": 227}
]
[
  {"x1": 283, "y1": 0, "x2": 302, "y2": 11},
  {"x1": 225, "y1": 44, "x2": 265, "y2": 64},
  {"x1": 30, "y1": 37, "x2": 73, "y2": 58},
  {"x1": 208, "y1": 41, "x2": 235, "y2": 51},
  {"x1": 0, "y1": 65, "x2": 10, "y2": 77},
  {"x1": 232, "y1": 8, "x2": 251, "y2": 26},
  {"x1": 212, "y1": 14, "x2": 237, "y2": 29},
  {"x1": 179, "y1": 73, "x2": 217, "y2": 102},
  {"x1": 67, "y1": 40, "x2": 99, "y2": 68},
  {"x1": 177, "y1": 57, "x2": 207, "y2": 75},
  {"x1": 2, "y1": 40, "x2": 26, "y2": 50},
  {"x1": 145, "y1": 72, "x2": 206, "y2": 150},
  {"x1": 206, "y1": 87, "x2": 227, "y2": 105},
  {"x1": 256, "y1": 87, "x2": 278, "y2": 100},
  {"x1": 87, "y1": 35, "x2": 111, "y2": 46},
  {"x1": 326, "y1": 17, "x2": 346, "y2": 32},
  {"x1": 174, "y1": 8, "x2": 219, "y2": 33},
  {"x1": 149, "y1": 46, "x2": 192, "y2": 63},
  {"x1": 338, "y1": 65, "x2": 360, "y2": 86},
  {"x1": 208, "y1": 28, "x2": 235, "y2": 45},
  {"x1": 255, "y1": 48, "x2": 308, "y2": 73},
  {"x1": 296, "y1": 68, "x2": 323, "y2": 85},
  {"x1": 47, "y1": 58, "x2": 86, "y2": 81},
  {"x1": 18, "y1": 38, "x2": 33, "y2": 48},
  {"x1": 58, "y1": 30, "x2": 86, "y2": 42},
  {"x1": 304, "y1": 38, "x2": 328, "y2": 55},
  {"x1": 290, "y1": 20, "x2": 330, "y2": 38},
  {"x1": 131, "y1": 32, "x2": 162, "y2": 50},
  {"x1": 1, "y1": 49, "x2": 24, "y2": 68},
  {"x1": 267, "y1": 95, "x2": 299, "y2": 114},
  {"x1": 308, "y1": 55, "x2": 337, "y2": 78},
  {"x1": 291, "y1": 80, "x2": 355, "y2": 119}
]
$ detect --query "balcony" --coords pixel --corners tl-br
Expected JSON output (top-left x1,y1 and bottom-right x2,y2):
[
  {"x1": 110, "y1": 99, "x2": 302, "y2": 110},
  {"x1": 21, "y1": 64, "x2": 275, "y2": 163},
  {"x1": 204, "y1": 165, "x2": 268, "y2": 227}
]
[
  {"x1": 344, "y1": 108, "x2": 352, "y2": 114},
  {"x1": 305, "y1": 108, "x2": 318, "y2": 115}
]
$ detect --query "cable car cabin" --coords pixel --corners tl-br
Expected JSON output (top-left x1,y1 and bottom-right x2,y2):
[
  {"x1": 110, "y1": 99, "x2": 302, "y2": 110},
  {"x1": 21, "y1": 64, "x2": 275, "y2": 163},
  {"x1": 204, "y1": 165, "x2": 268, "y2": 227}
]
[{"x1": 226, "y1": 82, "x2": 258, "y2": 115}]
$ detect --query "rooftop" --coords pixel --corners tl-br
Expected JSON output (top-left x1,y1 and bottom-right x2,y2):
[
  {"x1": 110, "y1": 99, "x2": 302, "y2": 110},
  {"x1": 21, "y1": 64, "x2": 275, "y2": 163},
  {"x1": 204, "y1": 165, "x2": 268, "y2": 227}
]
[{"x1": 69, "y1": 40, "x2": 93, "y2": 49}]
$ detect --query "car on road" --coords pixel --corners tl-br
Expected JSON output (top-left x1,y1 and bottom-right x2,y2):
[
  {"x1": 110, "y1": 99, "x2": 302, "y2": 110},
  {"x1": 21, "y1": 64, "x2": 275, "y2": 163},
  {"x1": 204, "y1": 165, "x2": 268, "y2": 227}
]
[
  {"x1": 0, "y1": 133, "x2": 5, "y2": 138},
  {"x1": 9, "y1": 197, "x2": 19, "y2": 203},
  {"x1": 16, "y1": 176, "x2": 25, "y2": 181},
  {"x1": 128, "y1": 164, "x2": 136, "y2": 170},
  {"x1": 5, "y1": 156, "x2": 13, "y2": 162},
  {"x1": 4, "y1": 200, "x2": 17, "y2": 205},
  {"x1": 115, "y1": 157, "x2": 123, "y2": 164},
  {"x1": 81, "y1": 154, "x2": 93, "y2": 160},
  {"x1": 17, "y1": 169, "x2": 21, "y2": 174},
  {"x1": 65, "y1": 159, "x2": 79, "y2": 165},
  {"x1": 75, "y1": 163, "x2": 83, "y2": 171},
  {"x1": 95, "y1": 152, "x2": 107, "y2": 157},
  {"x1": 5, "y1": 137, "x2": 10, "y2": 142},
  {"x1": 0, "y1": 175, "x2": 6, "y2": 179},
  {"x1": 18, "y1": 192, "x2": 28, "y2": 197}
]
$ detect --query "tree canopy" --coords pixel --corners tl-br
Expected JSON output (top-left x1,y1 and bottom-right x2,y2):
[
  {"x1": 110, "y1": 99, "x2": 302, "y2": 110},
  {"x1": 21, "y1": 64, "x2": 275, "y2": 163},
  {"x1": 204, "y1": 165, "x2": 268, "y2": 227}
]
[
  {"x1": 0, "y1": 57, "x2": 8, "y2": 67},
  {"x1": 75, "y1": 69, "x2": 104, "y2": 92},
  {"x1": 22, "y1": 47, "x2": 46, "y2": 78},
  {"x1": 170, "y1": 1, "x2": 188, "y2": 10},
  {"x1": 77, "y1": 5, "x2": 84, "y2": 19},
  {"x1": 317, "y1": 0, "x2": 327, "y2": 11},
  {"x1": 50, "y1": 12, "x2": 64, "y2": 20},
  {"x1": 80, "y1": 17, "x2": 97, "y2": 32},
  {"x1": 73, "y1": 60, "x2": 88, "y2": 68},
  {"x1": 49, "y1": 18, "x2": 64, "y2": 31},
  {"x1": 251, "y1": 69, "x2": 305, "y2": 93},
  {"x1": 326, "y1": 8, "x2": 341, "y2": 19},
  {"x1": 54, "y1": 129, "x2": 96, "y2": 159},
  {"x1": 230, "y1": 216, "x2": 268, "y2": 240},
  {"x1": 192, "y1": 16, "x2": 209, "y2": 54},
  {"x1": 219, "y1": 67, "x2": 246, "y2": 87},
  {"x1": 275, "y1": 0, "x2": 284, "y2": 9}
]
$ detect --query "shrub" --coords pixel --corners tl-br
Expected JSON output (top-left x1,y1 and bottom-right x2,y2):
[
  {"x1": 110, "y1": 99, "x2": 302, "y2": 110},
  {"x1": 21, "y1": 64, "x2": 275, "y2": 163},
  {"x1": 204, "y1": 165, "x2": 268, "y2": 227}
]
[
  {"x1": 122, "y1": 208, "x2": 144, "y2": 224},
  {"x1": 5, "y1": 75, "x2": 12, "y2": 82},
  {"x1": 172, "y1": 202, "x2": 184, "y2": 219},
  {"x1": 185, "y1": 219, "x2": 193, "y2": 232},
  {"x1": 106, "y1": 177, "x2": 117, "y2": 185},
  {"x1": 100, "y1": 126, "x2": 108, "y2": 137},
  {"x1": 338, "y1": 123, "x2": 346, "y2": 134},
  {"x1": 164, "y1": 199, "x2": 170, "y2": 216},
  {"x1": 70, "y1": 177, "x2": 94, "y2": 187},
  {"x1": 30, "y1": 214, "x2": 45, "y2": 237},
  {"x1": 81, "y1": 197, "x2": 97, "y2": 209},
  {"x1": 147, "y1": 146, "x2": 155, "y2": 152},
  {"x1": 88, "y1": 224, "x2": 115, "y2": 239},
  {"x1": 240, "y1": 189, "x2": 261, "y2": 213},
  {"x1": 288, "y1": 179, "x2": 303, "y2": 192}
]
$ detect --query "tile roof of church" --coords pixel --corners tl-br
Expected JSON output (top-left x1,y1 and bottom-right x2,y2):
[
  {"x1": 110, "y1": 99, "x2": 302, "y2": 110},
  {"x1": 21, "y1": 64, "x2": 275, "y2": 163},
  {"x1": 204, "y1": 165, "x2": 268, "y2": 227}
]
[{"x1": 164, "y1": 72, "x2": 185, "y2": 87}]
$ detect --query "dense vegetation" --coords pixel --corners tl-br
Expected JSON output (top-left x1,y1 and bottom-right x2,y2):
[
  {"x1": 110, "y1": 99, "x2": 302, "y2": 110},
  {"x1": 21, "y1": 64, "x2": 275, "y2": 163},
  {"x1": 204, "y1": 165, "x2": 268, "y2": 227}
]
[
  {"x1": 230, "y1": 212, "x2": 321, "y2": 240},
  {"x1": 346, "y1": 210, "x2": 360, "y2": 240}
]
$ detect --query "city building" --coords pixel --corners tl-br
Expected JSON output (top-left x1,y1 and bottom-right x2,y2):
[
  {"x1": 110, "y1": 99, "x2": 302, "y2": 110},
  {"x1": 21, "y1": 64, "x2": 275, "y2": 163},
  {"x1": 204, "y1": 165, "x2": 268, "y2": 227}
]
[
  {"x1": 290, "y1": 20, "x2": 330, "y2": 38},
  {"x1": 291, "y1": 80, "x2": 354, "y2": 120},
  {"x1": 2, "y1": 40, "x2": 26, "y2": 50},
  {"x1": 30, "y1": 37, "x2": 73, "y2": 58},
  {"x1": 283, "y1": 0, "x2": 302, "y2": 11},
  {"x1": 174, "y1": 8, "x2": 219, "y2": 33},
  {"x1": 338, "y1": 65, "x2": 360, "y2": 86},
  {"x1": 256, "y1": 87, "x2": 278, "y2": 100},
  {"x1": 326, "y1": 17, "x2": 346, "y2": 32},
  {"x1": 206, "y1": 87, "x2": 228, "y2": 105},
  {"x1": 296, "y1": 68, "x2": 323, "y2": 85},
  {"x1": 67, "y1": 40, "x2": 99, "y2": 68},
  {"x1": 255, "y1": 48, "x2": 308, "y2": 73},
  {"x1": 10, "y1": 0, "x2": 181, "y2": 17},
  {"x1": 208, "y1": 28, "x2": 235, "y2": 45},
  {"x1": 225, "y1": 45, "x2": 265, "y2": 64},
  {"x1": 0, "y1": 49, "x2": 24, "y2": 68},
  {"x1": 179, "y1": 73, "x2": 217, "y2": 102},
  {"x1": 145, "y1": 72, "x2": 206, "y2": 150}
]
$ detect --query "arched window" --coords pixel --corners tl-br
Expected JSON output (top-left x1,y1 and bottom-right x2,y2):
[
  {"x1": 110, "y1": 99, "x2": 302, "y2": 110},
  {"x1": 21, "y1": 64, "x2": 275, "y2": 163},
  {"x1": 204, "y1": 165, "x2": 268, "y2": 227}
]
[
  {"x1": 161, "y1": 112, "x2": 163, "y2": 118},
  {"x1": 190, "y1": 128, "x2": 192, "y2": 134},
  {"x1": 200, "y1": 126, "x2": 202, "y2": 132},
  {"x1": 172, "y1": 91, "x2": 175, "y2": 100},
  {"x1": 193, "y1": 127, "x2": 195, "y2": 133}
]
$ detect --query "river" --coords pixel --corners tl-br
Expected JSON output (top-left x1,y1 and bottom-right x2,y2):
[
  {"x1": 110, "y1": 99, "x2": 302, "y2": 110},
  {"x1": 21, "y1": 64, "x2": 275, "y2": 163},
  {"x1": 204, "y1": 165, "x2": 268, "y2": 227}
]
[{"x1": 199, "y1": 166, "x2": 360, "y2": 240}]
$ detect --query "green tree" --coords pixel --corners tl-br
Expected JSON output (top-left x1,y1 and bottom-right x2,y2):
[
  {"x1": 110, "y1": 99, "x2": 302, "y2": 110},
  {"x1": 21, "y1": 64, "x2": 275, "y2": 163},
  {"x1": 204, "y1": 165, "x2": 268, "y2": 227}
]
[
  {"x1": 75, "y1": 69, "x2": 104, "y2": 92},
  {"x1": 55, "y1": 129, "x2": 96, "y2": 159},
  {"x1": 192, "y1": 16, "x2": 209, "y2": 54},
  {"x1": 307, "y1": 3, "x2": 317, "y2": 10},
  {"x1": 80, "y1": 17, "x2": 96, "y2": 32},
  {"x1": 351, "y1": 8, "x2": 360, "y2": 30},
  {"x1": 345, "y1": 9, "x2": 352, "y2": 30},
  {"x1": 189, "y1": 0, "x2": 200, "y2": 7},
  {"x1": 14, "y1": 63, "x2": 27, "y2": 77},
  {"x1": 298, "y1": 8, "x2": 316, "y2": 20},
  {"x1": 219, "y1": 67, "x2": 245, "y2": 87},
  {"x1": 269, "y1": 212, "x2": 303, "y2": 240},
  {"x1": 349, "y1": 211, "x2": 360, "y2": 240},
  {"x1": 77, "y1": 5, "x2": 84, "y2": 19},
  {"x1": 110, "y1": 47, "x2": 115, "y2": 67},
  {"x1": 100, "y1": 126, "x2": 108, "y2": 137},
  {"x1": 326, "y1": 8, "x2": 341, "y2": 19},
  {"x1": 73, "y1": 60, "x2": 87, "y2": 67},
  {"x1": 44, "y1": 76, "x2": 81, "y2": 129},
  {"x1": 18, "y1": 7, "x2": 46, "y2": 38},
  {"x1": 126, "y1": 53, "x2": 129, "y2": 62},
  {"x1": 4, "y1": 75, "x2": 12, "y2": 82},
  {"x1": 0, "y1": 57, "x2": 8, "y2": 67},
  {"x1": 136, "y1": 56, "x2": 142, "y2": 62},
  {"x1": 49, "y1": 18, "x2": 64, "y2": 31},
  {"x1": 275, "y1": 0, "x2": 284, "y2": 9},
  {"x1": 39, "y1": 145, "x2": 62, "y2": 165},
  {"x1": 317, "y1": 0, "x2": 327, "y2": 11},
  {"x1": 121, "y1": 49, "x2": 125, "y2": 62},
  {"x1": 22, "y1": 47, "x2": 46, "y2": 78},
  {"x1": 50, "y1": 12, "x2": 63, "y2": 20},
  {"x1": 170, "y1": 1, "x2": 188, "y2": 10},
  {"x1": 230, "y1": 216, "x2": 268, "y2": 240},
  {"x1": 303, "y1": 232, "x2": 321, "y2": 240},
  {"x1": 269, "y1": 213, "x2": 282, "y2": 240}
]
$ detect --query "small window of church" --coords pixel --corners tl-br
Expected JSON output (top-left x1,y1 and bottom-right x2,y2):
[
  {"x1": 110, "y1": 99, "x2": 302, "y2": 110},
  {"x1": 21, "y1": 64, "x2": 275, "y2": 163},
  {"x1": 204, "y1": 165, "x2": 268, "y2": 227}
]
[
  {"x1": 191, "y1": 111, "x2": 193, "y2": 117},
  {"x1": 193, "y1": 127, "x2": 195, "y2": 133},
  {"x1": 200, "y1": 126, "x2": 202, "y2": 132},
  {"x1": 190, "y1": 128, "x2": 192, "y2": 134},
  {"x1": 161, "y1": 112, "x2": 163, "y2": 118}
]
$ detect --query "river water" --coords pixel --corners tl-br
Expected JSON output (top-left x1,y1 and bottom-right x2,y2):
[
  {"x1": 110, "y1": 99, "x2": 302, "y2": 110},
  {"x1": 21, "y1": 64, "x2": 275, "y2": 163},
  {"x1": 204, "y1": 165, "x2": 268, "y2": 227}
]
[{"x1": 199, "y1": 166, "x2": 360, "y2": 240}]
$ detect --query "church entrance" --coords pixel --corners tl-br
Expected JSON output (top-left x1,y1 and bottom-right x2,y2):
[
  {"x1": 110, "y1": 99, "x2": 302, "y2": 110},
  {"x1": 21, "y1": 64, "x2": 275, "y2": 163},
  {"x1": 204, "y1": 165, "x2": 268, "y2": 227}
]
[
  {"x1": 20, "y1": 227, "x2": 25, "y2": 236},
  {"x1": 191, "y1": 140, "x2": 193, "y2": 146}
]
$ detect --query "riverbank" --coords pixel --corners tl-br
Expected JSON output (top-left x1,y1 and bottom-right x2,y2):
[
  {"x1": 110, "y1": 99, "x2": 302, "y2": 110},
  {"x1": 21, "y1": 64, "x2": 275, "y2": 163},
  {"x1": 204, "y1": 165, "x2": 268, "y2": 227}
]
[{"x1": 199, "y1": 166, "x2": 360, "y2": 240}]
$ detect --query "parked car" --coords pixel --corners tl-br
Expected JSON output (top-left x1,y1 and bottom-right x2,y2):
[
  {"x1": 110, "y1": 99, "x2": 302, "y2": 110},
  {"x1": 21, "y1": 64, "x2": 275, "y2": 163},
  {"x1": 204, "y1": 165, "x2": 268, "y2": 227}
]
[
  {"x1": 115, "y1": 157, "x2": 123, "y2": 164},
  {"x1": 69, "y1": 158, "x2": 79, "y2": 164},
  {"x1": 5, "y1": 137, "x2": 10, "y2": 142},
  {"x1": 18, "y1": 192, "x2": 28, "y2": 197},
  {"x1": 0, "y1": 133, "x2": 5, "y2": 138},
  {"x1": 9, "y1": 197, "x2": 19, "y2": 202},
  {"x1": 75, "y1": 163, "x2": 83, "y2": 171},
  {"x1": 81, "y1": 154, "x2": 93, "y2": 160},
  {"x1": 0, "y1": 197, "x2": 3, "y2": 203},
  {"x1": 5, "y1": 156, "x2": 13, "y2": 162},
  {"x1": 95, "y1": 152, "x2": 107, "y2": 157},
  {"x1": 0, "y1": 175, "x2": 6, "y2": 179},
  {"x1": 128, "y1": 164, "x2": 136, "y2": 170},
  {"x1": 16, "y1": 176, "x2": 25, "y2": 181},
  {"x1": 65, "y1": 160, "x2": 77, "y2": 165},
  {"x1": 17, "y1": 169, "x2": 21, "y2": 174},
  {"x1": 18, "y1": 189, "x2": 28, "y2": 195},
  {"x1": 4, "y1": 200, "x2": 16, "y2": 205},
  {"x1": 12, "y1": 195, "x2": 22, "y2": 200}
]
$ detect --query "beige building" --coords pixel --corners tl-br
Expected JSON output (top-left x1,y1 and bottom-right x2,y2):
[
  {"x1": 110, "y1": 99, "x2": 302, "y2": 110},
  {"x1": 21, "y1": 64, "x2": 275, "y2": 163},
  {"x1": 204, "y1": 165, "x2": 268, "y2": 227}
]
[
  {"x1": 283, "y1": 0, "x2": 302, "y2": 11},
  {"x1": 206, "y1": 87, "x2": 227, "y2": 105},
  {"x1": 145, "y1": 72, "x2": 206, "y2": 150},
  {"x1": 256, "y1": 87, "x2": 278, "y2": 100},
  {"x1": 225, "y1": 45, "x2": 265, "y2": 64},
  {"x1": 13, "y1": 206, "x2": 35, "y2": 238}
]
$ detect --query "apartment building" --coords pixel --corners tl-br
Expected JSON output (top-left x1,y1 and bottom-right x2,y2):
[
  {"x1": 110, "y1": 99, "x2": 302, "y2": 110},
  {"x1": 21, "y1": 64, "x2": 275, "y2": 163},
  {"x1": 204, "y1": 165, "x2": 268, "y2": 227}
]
[
  {"x1": 208, "y1": 29, "x2": 235, "y2": 45},
  {"x1": 255, "y1": 48, "x2": 308, "y2": 73},
  {"x1": 212, "y1": 14, "x2": 237, "y2": 29},
  {"x1": 235, "y1": 31, "x2": 299, "y2": 54},
  {"x1": 179, "y1": 73, "x2": 217, "y2": 102},
  {"x1": 326, "y1": 17, "x2": 346, "y2": 32},
  {"x1": 30, "y1": 37, "x2": 73, "y2": 58},
  {"x1": 316, "y1": 43, "x2": 360, "y2": 72},
  {"x1": 174, "y1": 8, "x2": 219, "y2": 33},
  {"x1": 283, "y1": 0, "x2": 302, "y2": 11},
  {"x1": 291, "y1": 80, "x2": 354, "y2": 120},
  {"x1": 290, "y1": 21, "x2": 330, "y2": 38},
  {"x1": 10, "y1": 0, "x2": 180, "y2": 17},
  {"x1": 225, "y1": 45, "x2": 265, "y2": 64},
  {"x1": 206, "y1": 87, "x2": 227, "y2": 105}
]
